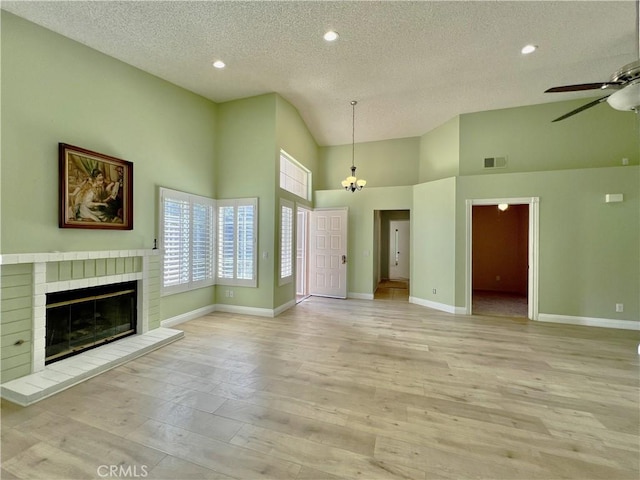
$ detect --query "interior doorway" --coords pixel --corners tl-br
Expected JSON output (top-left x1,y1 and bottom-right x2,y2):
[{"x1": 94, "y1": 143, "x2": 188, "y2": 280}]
[
  {"x1": 374, "y1": 210, "x2": 410, "y2": 301},
  {"x1": 465, "y1": 198, "x2": 539, "y2": 319},
  {"x1": 472, "y1": 204, "x2": 528, "y2": 317}
]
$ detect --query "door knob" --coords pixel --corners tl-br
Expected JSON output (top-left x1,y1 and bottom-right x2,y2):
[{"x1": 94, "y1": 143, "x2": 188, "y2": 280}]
[{"x1": 341, "y1": 255, "x2": 347, "y2": 264}]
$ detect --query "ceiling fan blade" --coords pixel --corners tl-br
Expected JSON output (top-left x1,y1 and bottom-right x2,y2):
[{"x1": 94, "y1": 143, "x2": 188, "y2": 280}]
[
  {"x1": 551, "y1": 96, "x2": 610, "y2": 122},
  {"x1": 545, "y1": 82, "x2": 623, "y2": 93}
]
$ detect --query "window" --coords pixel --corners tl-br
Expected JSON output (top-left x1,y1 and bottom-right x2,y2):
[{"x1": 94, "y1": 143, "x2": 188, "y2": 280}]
[
  {"x1": 160, "y1": 188, "x2": 215, "y2": 295},
  {"x1": 217, "y1": 198, "x2": 258, "y2": 287},
  {"x1": 279, "y1": 199, "x2": 294, "y2": 285},
  {"x1": 280, "y1": 150, "x2": 311, "y2": 200}
]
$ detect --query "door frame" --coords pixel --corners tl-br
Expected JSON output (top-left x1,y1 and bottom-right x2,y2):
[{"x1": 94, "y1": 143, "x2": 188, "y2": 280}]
[
  {"x1": 465, "y1": 197, "x2": 539, "y2": 320},
  {"x1": 295, "y1": 204, "x2": 311, "y2": 301}
]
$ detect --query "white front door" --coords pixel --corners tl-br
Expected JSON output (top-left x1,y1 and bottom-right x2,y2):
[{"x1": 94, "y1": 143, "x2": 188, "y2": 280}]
[
  {"x1": 309, "y1": 208, "x2": 348, "y2": 298},
  {"x1": 389, "y1": 220, "x2": 410, "y2": 279}
]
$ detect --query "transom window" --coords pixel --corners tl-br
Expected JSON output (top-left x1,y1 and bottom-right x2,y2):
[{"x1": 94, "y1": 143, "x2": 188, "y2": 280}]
[{"x1": 279, "y1": 150, "x2": 311, "y2": 200}]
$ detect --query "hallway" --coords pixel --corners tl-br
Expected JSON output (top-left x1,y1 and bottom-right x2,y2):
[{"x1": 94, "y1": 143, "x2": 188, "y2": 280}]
[{"x1": 374, "y1": 279, "x2": 409, "y2": 301}]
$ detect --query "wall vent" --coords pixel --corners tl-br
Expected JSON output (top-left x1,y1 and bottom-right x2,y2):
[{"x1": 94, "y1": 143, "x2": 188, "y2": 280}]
[{"x1": 483, "y1": 156, "x2": 507, "y2": 169}]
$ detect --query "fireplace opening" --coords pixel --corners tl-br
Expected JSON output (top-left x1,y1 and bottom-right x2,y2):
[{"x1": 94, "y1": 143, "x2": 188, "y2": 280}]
[{"x1": 45, "y1": 281, "x2": 137, "y2": 364}]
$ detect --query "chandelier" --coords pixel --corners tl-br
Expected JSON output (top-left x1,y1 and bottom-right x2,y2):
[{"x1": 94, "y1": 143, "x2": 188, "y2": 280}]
[{"x1": 341, "y1": 100, "x2": 366, "y2": 192}]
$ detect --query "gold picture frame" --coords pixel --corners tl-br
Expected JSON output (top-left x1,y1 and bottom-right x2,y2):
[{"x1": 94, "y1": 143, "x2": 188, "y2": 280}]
[{"x1": 59, "y1": 143, "x2": 133, "y2": 230}]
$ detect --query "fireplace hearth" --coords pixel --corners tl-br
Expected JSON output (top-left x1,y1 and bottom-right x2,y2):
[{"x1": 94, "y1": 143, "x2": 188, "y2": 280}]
[{"x1": 46, "y1": 281, "x2": 137, "y2": 364}]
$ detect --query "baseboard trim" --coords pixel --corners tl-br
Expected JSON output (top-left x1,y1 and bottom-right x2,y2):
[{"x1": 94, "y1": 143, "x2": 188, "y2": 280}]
[
  {"x1": 161, "y1": 305, "x2": 216, "y2": 327},
  {"x1": 537, "y1": 313, "x2": 640, "y2": 331},
  {"x1": 348, "y1": 292, "x2": 374, "y2": 300},
  {"x1": 274, "y1": 300, "x2": 296, "y2": 316},
  {"x1": 215, "y1": 304, "x2": 276, "y2": 318},
  {"x1": 161, "y1": 301, "x2": 299, "y2": 324},
  {"x1": 410, "y1": 296, "x2": 457, "y2": 314}
]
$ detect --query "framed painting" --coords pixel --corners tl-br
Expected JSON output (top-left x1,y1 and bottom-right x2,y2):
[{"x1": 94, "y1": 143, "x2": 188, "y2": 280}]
[{"x1": 59, "y1": 143, "x2": 133, "y2": 230}]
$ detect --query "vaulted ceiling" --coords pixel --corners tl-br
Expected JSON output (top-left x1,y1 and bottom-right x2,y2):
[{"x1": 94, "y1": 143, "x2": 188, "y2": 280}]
[{"x1": 2, "y1": 1, "x2": 636, "y2": 145}]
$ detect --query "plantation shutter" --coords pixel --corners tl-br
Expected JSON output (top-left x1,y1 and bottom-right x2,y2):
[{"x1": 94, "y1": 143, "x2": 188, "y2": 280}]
[
  {"x1": 280, "y1": 200, "x2": 293, "y2": 283},
  {"x1": 217, "y1": 205, "x2": 235, "y2": 280},
  {"x1": 160, "y1": 187, "x2": 216, "y2": 295},
  {"x1": 162, "y1": 192, "x2": 191, "y2": 289},
  {"x1": 216, "y1": 199, "x2": 257, "y2": 286},
  {"x1": 191, "y1": 201, "x2": 215, "y2": 284}
]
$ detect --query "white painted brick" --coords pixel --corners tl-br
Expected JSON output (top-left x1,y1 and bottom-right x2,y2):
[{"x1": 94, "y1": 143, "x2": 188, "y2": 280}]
[
  {"x1": 33, "y1": 262, "x2": 47, "y2": 273},
  {"x1": 33, "y1": 327, "x2": 46, "y2": 340},
  {"x1": 33, "y1": 295, "x2": 46, "y2": 307},
  {"x1": 17, "y1": 254, "x2": 36, "y2": 263}
]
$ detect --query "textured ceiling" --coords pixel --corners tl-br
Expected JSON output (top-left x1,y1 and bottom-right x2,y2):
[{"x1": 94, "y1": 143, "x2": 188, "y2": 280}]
[{"x1": 2, "y1": 1, "x2": 637, "y2": 146}]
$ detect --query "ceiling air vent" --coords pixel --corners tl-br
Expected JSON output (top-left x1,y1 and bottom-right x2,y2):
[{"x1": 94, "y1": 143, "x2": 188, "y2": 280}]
[{"x1": 483, "y1": 156, "x2": 507, "y2": 169}]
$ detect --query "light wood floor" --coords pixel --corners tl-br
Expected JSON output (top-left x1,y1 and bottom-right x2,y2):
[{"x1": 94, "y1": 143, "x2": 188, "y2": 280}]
[
  {"x1": 2, "y1": 297, "x2": 639, "y2": 480},
  {"x1": 374, "y1": 279, "x2": 409, "y2": 301}
]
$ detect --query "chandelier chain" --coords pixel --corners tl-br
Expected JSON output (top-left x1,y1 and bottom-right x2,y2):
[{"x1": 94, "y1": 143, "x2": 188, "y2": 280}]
[
  {"x1": 341, "y1": 100, "x2": 366, "y2": 192},
  {"x1": 351, "y1": 100, "x2": 356, "y2": 168}
]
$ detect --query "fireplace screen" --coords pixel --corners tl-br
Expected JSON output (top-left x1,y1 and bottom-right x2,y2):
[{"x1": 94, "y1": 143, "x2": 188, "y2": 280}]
[{"x1": 46, "y1": 281, "x2": 137, "y2": 364}]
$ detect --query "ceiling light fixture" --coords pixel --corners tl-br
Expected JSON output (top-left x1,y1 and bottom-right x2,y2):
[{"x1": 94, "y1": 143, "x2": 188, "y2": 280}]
[
  {"x1": 521, "y1": 44, "x2": 537, "y2": 55},
  {"x1": 323, "y1": 30, "x2": 339, "y2": 42},
  {"x1": 212, "y1": 60, "x2": 226, "y2": 69},
  {"x1": 341, "y1": 100, "x2": 366, "y2": 192},
  {"x1": 606, "y1": 79, "x2": 640, "y2": 111}
]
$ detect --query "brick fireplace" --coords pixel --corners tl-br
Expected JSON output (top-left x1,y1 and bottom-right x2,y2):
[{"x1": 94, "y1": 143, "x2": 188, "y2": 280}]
[{"x1": 0, "y1": 249, "x2": 183, "y2": 406}]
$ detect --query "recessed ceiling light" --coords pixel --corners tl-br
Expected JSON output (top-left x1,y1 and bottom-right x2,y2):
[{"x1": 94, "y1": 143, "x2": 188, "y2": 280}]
[
  {"x1": 212, "y1": 60, "x2": 226, "y2": 69},
  {"x1": 323, "y1": 30, "x2": 339, "y2": 42},
  {"x1": 521, "y1": 44, "x2": 537, "y2": 55}
]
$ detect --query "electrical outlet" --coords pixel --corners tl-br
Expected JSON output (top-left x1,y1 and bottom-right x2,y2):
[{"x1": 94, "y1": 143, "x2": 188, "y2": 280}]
[
  {"x1": 616, "y1": 303, "x2": 624, "y2": 312},
  {"x1": 229, "y1": 290, "x2": 234, "y2": 298},
  {"x1": 432, "y1": 289, "x2": 436, "y2": 294},
  {"x1": 224, "y1": 290, "x2": 230, "y2": 298}
]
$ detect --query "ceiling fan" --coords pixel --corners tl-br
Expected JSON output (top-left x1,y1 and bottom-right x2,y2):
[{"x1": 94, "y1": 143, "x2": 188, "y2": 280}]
[{"x1": 545, "y1": 2, "x2": 640, "y2": 122}]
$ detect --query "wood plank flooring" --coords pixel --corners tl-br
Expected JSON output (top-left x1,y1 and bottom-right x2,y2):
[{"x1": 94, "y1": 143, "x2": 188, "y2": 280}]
[
  {"x1": 2, "y1": 297, "x2": 639, "y2": 479},
  {"x1": 374, "y1": 280, "x2": 409, "y2": 301}
]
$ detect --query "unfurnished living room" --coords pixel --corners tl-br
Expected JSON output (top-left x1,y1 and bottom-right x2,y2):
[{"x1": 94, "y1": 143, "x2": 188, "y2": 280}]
[{"x1": 1, "y1": 2, "x2": 639, "y2": 479}]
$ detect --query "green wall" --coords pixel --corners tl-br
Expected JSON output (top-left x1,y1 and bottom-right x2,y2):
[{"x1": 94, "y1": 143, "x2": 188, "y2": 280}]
[
  {"x1": 412, "y1": 178, "x2": 457, "y2": 307},
  {"x1": 456, "y1": 167, "x2": 639, "y2": 322},
  {"x1": 318, "y1": 137, "x2": 420, "y2": 190},
  {"x1": 315, "y1": 186, "x2": 413, "y2": 296},
  {"x1": 1, "y1": 12, "x2": 218, "y2": 321},
  {"x1": 459, "y1": 99, "x2": 639, "y2": 176},
  {"x1": 215, "y1": 94, "x2": 277, "y2": 309},
  {"x1": 419, "y1": 116, "x2": 460, "y2": 183},
  {"x1": 274, "y1": 96, "x2": 318, "y2": 309}
]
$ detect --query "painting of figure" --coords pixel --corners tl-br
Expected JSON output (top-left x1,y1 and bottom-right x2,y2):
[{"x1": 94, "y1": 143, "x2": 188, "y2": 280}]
[{"x1": 59, "y1": 143, "x2": 133, "y2": 230}]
